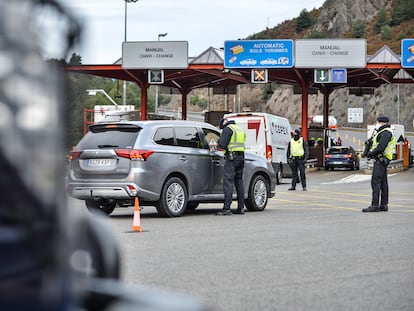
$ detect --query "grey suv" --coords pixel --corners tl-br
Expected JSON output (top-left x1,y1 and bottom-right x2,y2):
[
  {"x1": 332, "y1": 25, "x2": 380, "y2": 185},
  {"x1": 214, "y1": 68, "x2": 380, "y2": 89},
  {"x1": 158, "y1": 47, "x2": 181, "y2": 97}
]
[{"x1": 67, "y1": 120, "x2": 276, "y2": 217}]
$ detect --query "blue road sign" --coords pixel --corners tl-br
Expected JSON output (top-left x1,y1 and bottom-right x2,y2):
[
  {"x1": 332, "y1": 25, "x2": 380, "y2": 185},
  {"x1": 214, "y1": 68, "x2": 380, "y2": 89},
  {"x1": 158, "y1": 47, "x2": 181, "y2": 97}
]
[
  {"x1": 224, "y1": 40, "x2": 294, "y2": 68},
  {"x1": 401, "y1": 39, "x2": 414, "y2": 68},
  {"x1": 331, "y1": 68, "x2": 347, "y2": 83}
]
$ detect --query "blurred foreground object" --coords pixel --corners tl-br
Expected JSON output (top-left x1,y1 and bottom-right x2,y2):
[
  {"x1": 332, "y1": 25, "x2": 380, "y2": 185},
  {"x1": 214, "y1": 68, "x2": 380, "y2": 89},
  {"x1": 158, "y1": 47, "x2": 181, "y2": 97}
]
[{"x1": 0, "y1": 1, "x2": 211, "y2": 310}]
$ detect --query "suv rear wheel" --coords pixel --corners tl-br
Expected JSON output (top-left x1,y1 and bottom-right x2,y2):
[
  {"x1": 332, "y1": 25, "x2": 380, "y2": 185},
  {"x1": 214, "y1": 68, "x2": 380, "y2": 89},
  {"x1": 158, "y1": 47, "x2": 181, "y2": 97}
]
[
  {"x1": 157, "y1": 177, "x2": 187, "y2": 217},
  {"x1": 245, "y1": 175, "x2": 269, "y2": 211},
  {"x1": 85, "y1": 199, "x2": 116, "y2": 215}
]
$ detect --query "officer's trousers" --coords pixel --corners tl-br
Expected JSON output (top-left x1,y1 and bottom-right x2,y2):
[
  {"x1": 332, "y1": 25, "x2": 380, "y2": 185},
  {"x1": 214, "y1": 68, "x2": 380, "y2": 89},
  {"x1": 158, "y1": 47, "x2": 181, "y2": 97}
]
[
  {"x1": 223, "y1": 155, "x2": 244, "y2": 210},
  {"x1": 371, "y1": 159, "x2": 389, "y2": 207},
  {"x1": 291, "y1": 159, "x2": 306, "y2": 189}
]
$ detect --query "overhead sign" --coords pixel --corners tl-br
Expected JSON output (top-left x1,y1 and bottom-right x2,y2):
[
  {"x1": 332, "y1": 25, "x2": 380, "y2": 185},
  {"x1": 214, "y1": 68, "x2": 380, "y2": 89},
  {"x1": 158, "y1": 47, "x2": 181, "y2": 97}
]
[
  {"x1": 224, "y1": 40, "x2": 294, "y2": 68},
  {"x1": 148, "y1": 70, "x2": 164, "y2": 84},
  {"x1": 251, "y1": 69, "x2": 268, "y2": 83},
  {"x1": 295, "y1": 39, "x2": 366, "y2": 68},
  {"x1": 348, "y1": 108, "x2": 363, "y2": 123},
  {"x1": 331, "y1": 68, "x2": 347, "y2": 83},
  {"x1": 122, "y1": 41, "x2": 188, "y2": 69},
  {"x1": 314, "y1": 69, "x2": 330, "y2": 83},
  {"x1": 314, "y1": 68, "x2": 347, "y2": 83},
  {"x1": 401, "y1": 39, "x2": 414, "y2": 68}
]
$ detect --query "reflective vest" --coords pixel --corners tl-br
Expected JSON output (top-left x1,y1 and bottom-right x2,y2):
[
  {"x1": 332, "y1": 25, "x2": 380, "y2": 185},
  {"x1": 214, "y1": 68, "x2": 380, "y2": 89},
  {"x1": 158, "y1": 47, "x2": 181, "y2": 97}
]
[
  {"x1": 371, "y1": 127, "x2": 396, "y2": 160},
  {"x1": 290, "y1": 137, "x2": 305, "y2": 156},
  {"x1": 227, "y1": 124, "x2": 246, "y2": 153}
]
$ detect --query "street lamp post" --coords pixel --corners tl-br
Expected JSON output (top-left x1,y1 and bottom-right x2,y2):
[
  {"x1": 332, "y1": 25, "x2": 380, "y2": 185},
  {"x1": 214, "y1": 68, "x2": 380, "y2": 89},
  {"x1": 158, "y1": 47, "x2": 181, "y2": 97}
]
[
  {"x1": 123, "y1": 0, "x2": 138, "y2": 106},
  {"x1": 155, "y1": 33, "x2": 168, "y2": 114}
]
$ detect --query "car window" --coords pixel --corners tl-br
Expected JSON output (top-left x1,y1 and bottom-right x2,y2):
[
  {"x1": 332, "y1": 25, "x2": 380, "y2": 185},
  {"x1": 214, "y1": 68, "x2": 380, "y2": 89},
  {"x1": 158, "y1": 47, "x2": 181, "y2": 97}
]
[
  {"x1": 202, "y1": 128, "x2": 220, "y2": 151},
  {"x1": 175, "y1": 127, "x2": 202, "y2": 148},
  {"x1": 328, "y1": 148, "x2": 349, "y2": 154},
  {"x1": 77, "y1": 130, "x2": 139, "y2": 149},
  {"x1": 153, "y1": 127, "x2": 174, "y2": 146}
]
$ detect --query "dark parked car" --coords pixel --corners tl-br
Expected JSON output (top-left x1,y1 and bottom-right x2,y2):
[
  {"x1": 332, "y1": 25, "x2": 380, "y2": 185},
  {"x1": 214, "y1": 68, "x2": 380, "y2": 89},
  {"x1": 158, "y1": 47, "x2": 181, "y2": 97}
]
[
  {"x1": 67, "y1": 120, "x2": 277, "y2": 217},
  {"x1": 324, "y1": 146, "x2": 360, "y2": 171}
]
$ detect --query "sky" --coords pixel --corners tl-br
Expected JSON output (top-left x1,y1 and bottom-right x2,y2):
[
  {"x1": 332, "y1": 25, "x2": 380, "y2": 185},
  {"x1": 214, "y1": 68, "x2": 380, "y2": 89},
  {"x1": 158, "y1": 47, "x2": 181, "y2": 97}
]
[{"x1": 56, "y1": 0, "x2": 326, "y2": 64}]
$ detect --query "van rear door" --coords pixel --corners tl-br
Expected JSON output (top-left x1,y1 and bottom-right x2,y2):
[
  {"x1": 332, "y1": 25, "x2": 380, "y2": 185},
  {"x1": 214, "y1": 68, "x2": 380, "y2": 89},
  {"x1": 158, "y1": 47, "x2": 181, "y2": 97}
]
[{"x1": 227, "y1": 115, "x2": 268, "y2": 160}]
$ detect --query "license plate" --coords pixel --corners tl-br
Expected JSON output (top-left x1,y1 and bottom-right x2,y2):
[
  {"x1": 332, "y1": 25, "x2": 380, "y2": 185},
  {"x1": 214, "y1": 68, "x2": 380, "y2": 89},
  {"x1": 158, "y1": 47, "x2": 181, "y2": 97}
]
[
  {"x1": 332, "y1": 161, "x2": 343, "y2": 165},
  {"x1": 88, "y1": 159, "x2": 112, "y2": 166}
]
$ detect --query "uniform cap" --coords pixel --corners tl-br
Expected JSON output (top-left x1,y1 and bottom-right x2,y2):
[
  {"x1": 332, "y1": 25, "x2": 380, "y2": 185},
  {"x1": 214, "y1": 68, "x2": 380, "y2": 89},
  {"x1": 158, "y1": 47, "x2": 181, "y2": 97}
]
[
  {"x1": 293, "y1": 128, "x2": 301, "y2": 135},
  {"x1": 377, "y1": 115, "x2": 389, "y2": 123}
]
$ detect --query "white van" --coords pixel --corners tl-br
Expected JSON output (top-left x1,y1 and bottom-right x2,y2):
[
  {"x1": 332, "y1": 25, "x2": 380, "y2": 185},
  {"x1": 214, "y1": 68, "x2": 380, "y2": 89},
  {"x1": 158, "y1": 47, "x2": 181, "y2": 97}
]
[{"x1": 224, "y1": 112, "x2": 292, "y2": 184}]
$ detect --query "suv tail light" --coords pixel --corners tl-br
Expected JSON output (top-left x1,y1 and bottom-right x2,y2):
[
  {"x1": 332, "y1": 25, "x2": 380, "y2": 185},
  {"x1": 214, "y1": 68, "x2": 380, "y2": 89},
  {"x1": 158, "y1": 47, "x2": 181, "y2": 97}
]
[
  {"x1": 69, "y1": 150, "x2": 82, "y2": 160},
  {"x1": 324, "y1": 154, "x2": 332, "y2": 158},
  {"x1": 115, "y1": 149, "x2": 154, "y2": 161},
  {"x1": 344, "y1": 154, "x2": 352, "y2": 158}
]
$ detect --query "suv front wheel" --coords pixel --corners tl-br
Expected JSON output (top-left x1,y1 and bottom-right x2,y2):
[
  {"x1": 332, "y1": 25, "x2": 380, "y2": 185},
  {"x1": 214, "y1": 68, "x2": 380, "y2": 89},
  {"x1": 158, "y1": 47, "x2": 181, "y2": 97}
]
[
  {"x1": 157, "y1": 177, "x2": 188, "y2": 217},
  {"x1": 245, "y1": 175, "x2": 269, "y2": 211}
]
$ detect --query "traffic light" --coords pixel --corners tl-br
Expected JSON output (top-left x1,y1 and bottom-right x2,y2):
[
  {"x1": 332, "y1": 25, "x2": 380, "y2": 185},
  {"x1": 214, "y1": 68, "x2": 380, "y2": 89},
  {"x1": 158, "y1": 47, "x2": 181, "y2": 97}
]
[
  {"x1": 251, "y1": 69, "x2": 268, "y2": 83},
  {"x1": 148, "y1": 70, "x2": 164, "y2": 84}
]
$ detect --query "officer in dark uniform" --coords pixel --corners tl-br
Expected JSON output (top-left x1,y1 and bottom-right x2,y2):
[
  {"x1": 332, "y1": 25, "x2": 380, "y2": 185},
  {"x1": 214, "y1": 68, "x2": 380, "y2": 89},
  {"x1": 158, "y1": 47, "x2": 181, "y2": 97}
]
[
  {"x1": 216, "y1": 118, "x2": 246, "y2": 215},
  {"x1": 363, "y1": 115, "x2": 396, "y2": 212},
  {"x1": 287, "y1": 129, "x2": 309, "y2": 191}
]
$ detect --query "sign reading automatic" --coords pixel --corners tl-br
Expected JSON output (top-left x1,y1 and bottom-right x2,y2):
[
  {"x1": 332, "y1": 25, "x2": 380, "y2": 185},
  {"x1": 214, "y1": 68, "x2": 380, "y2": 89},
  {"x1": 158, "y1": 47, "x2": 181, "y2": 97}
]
[{"x1": 224, "y1": 40, "x2": 294, "y2": 68}]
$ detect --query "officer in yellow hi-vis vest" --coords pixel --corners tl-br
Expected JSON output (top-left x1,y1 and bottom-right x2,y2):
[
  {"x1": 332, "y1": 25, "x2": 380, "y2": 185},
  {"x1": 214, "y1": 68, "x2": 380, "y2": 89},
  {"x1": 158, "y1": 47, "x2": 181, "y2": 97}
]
[
  {"x1": 216, "y1": 118, "x2": 246, "y2": 215},
  {"x1": 287, "y1": 129, "x2": 309, "y2": 191},
  {"x1": 363, "y1": 115, "x2": 396, "y2": 212}
]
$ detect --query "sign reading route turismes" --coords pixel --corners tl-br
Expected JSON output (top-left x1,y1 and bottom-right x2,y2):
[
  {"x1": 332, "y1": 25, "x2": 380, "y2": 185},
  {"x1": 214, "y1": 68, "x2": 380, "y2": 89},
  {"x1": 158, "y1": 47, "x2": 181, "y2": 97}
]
[{"x1": 224, "y1": 40, "x2": 294, "y2": 68}]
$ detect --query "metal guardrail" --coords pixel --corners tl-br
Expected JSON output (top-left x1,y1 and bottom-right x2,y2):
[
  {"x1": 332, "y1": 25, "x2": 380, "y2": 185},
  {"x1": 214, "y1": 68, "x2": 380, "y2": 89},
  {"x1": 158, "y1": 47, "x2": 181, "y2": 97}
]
[
  {"x1": 305, "y1": 158, "x2": 318, "y2": 170},
  {"x1": 364, "y1": 158, "x2": 406, "y2": 174}
]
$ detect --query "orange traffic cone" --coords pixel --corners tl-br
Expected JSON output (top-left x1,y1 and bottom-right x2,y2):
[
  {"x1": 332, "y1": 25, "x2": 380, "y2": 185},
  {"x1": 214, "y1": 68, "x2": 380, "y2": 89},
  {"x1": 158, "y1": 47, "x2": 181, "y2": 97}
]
[{"x1": 132, "y1": 197, "x2": 142, "y2": 232}]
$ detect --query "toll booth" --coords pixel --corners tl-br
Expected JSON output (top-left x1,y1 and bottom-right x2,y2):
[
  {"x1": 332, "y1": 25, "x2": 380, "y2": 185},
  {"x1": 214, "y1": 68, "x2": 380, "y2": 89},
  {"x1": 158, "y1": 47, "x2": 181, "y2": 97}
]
[
  {"x1": 308, "y1": 127, "x2": 338, "y2": 167},
  {"x1": 308, "y1": 128, "x2": 324, "y2": 167}
]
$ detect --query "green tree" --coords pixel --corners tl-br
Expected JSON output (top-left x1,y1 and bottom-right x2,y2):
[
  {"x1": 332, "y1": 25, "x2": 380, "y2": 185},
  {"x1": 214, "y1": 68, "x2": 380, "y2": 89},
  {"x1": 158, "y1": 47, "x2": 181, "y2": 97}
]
[
  {"x1": 391, "y1": 0, "x2": 414, "y2": 26},
  {"x1": 351, "y1": 19, "x2": 366, "y2": 38},
  {"x1": 380, "y1": 25, "x2": 392, "y2": 40},
  {"x1": 374, "y1": 9, "x2": 388, "y2": 34},
  {"x1": 68, "y1": 53, "x2": 82, "y2": 65},
  {"x1": 307, "y1": 30, "x2": 325, "y2": 38},
  {"x1": 296, "y1": 9, "x2": 312, "y2": 33}
]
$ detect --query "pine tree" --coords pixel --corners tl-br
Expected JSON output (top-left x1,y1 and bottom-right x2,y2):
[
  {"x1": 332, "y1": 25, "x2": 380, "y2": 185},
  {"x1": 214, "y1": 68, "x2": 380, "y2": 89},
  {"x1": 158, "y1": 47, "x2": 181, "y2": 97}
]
[
  {"x1": 374, "y1": 9, "x2": 388, "y2": 34},
  {"x1": 296, "y1": 9, "x2": 312, "y2": 33},
  {"x1": 351, "y1": 19, "x2": 366, "y2": 38}
]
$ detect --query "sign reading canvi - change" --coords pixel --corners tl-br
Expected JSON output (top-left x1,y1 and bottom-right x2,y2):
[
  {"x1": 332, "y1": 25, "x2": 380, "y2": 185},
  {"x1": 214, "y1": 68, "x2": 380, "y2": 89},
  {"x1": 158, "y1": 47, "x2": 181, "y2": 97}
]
[
  {"x1": 122, "y1": 41, "x2": 188, "y2": 69},
  {"x1": 295, "y1": 39, "x2": 366, "y2": 68}
]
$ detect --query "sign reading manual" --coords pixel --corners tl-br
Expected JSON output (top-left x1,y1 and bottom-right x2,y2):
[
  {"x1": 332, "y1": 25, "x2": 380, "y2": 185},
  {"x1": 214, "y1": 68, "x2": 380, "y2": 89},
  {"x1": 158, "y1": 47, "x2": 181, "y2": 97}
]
[{"x1": 224, "y1": 40, "x2": 294, "y2": 68}]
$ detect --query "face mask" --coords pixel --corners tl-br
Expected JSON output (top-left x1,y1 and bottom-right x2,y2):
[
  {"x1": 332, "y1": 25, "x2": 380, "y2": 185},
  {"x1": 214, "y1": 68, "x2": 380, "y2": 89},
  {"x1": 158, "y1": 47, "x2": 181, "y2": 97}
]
[{"x1": 293, "y1": 135, "x2": 300, "y2": 141}]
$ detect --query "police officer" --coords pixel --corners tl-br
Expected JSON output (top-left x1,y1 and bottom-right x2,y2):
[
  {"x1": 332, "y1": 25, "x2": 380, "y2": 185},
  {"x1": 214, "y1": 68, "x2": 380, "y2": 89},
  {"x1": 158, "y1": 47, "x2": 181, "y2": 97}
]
[
  {"x1": 363, "y1": 115, "x2": 396, "y2": 212},
  {"x1": 287, "y1": 129, "x2": 309, "y2": 191},
  {"x1": 216, "y1": 118, "x2": 246, "y2": 215}
]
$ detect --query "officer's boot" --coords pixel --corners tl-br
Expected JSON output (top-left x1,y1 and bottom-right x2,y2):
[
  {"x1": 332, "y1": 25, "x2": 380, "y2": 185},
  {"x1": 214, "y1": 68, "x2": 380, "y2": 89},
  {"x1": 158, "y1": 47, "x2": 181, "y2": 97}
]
[
  {"x1": 362, "y1": 205, "x2": 380, "y2": 212},
  {"x1": 379, "y1": 204, "x2": 388, "y2": 212}
]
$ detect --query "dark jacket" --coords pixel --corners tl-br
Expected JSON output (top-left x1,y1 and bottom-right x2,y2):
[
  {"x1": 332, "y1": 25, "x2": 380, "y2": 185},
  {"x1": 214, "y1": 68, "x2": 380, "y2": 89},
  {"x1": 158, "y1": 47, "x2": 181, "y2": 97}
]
[{"x1": 218, "y1": 120, "x2": 236, "y2": 151}]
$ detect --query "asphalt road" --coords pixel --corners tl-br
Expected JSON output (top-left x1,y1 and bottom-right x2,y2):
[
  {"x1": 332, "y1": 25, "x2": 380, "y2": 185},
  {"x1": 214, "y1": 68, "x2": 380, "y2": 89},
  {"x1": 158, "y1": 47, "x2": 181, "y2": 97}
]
[{"x1": 69, "y1": 168, "x2": 414, "y2": 311}]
